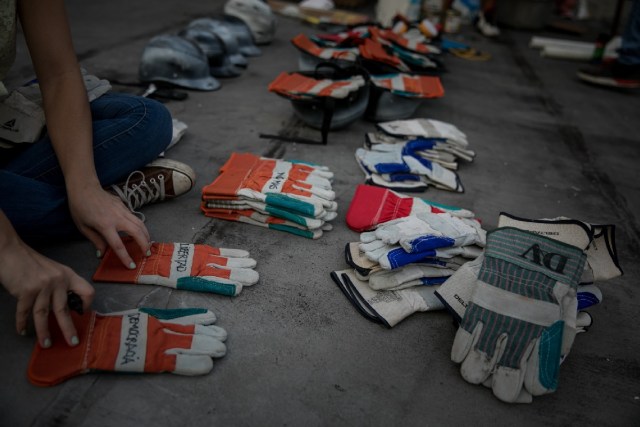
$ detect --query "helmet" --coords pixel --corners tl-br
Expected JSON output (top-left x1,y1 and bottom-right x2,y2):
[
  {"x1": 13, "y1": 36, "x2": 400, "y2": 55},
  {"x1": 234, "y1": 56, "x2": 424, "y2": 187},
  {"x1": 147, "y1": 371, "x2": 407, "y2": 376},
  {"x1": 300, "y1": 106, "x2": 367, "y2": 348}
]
[
  {"x1": 139, "y1": 34, "x2": 220, "y2": 91},
  {"x1": 187, "y1": 18, "x2": 248, "y2": 68},
  {"x1": 179, "y1": 26, "x2": 242, "y2": 78},
  {"x1": 365, "y1": 86, "x2": 423, "y2": 122},
  {"x1": 224, "y1": 0, "x2": 276, "y2": 45},
  {"x1": 366, "y1": 73, "x2": 444, "y2": 122},
  {"x1": 222, "y1": 15, "x2": 262, "y2": 57}
]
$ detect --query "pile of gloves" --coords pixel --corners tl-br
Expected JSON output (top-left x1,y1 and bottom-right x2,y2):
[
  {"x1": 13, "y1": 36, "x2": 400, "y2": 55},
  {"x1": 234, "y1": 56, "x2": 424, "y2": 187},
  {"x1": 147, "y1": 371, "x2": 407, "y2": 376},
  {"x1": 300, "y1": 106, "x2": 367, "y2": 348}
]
[
  {"x1": 332, "y1": 184, "x2": 486, "y2": 327},
  {"x1": 201, "y1": 152, "x2": 337, "y2": 239},
  {"x1": 293, "y1": 17, "x2": 444, "y2": 75},
  {"x1": 355, "y1": 118, "x2": 475, "y2": 192},
  {"x1": 435, "y1": 212, "x2": 622, "y2": 403}
]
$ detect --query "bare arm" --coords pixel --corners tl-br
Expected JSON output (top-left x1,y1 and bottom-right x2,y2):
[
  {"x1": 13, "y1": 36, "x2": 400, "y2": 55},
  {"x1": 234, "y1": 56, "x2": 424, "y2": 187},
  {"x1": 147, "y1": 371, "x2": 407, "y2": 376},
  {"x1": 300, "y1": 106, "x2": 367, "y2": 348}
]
[{"x1": 17, "y1": 0, "x2": 151, "y2": 264}]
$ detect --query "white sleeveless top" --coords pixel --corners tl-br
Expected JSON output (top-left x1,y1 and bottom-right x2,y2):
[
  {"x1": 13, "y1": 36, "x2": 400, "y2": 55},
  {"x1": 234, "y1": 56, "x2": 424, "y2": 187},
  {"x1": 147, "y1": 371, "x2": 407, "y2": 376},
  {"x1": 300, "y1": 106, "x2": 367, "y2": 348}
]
[{"x1": 0, "y1": 0, "x2": 17, "y2": 95}]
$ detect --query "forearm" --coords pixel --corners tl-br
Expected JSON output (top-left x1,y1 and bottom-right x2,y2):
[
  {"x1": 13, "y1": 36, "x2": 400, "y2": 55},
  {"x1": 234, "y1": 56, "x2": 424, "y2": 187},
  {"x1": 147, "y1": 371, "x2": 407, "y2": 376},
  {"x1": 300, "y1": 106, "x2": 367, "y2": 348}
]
[
  {"x1": 18, "y1": 0, "x2": 100, "y2": 191},
  {"x1": 0, "y1": 210, "x2": 21, "y2": 263}
]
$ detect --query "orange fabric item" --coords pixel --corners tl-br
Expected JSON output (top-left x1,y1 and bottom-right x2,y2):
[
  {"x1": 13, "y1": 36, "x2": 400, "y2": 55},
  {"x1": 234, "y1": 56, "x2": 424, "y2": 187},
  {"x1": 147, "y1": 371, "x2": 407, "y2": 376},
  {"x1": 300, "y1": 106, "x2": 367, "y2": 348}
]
[
  {"x1": 359, "y1": 39, "x2": 403, "y2": 69},
  {"x1": 268, "y1": 71, "x2": 356, "y2": 98},
  {"x1": 28, "y1": 311, "x2": 198, "y2": 386},
  {"x1": 92, "y1": 238, "x2": 234, "y2": 284},
  {"x1": 371, "y1": 74, "x2": 444, "y2": 98},
  {"x1": 291, "y1": 33, "x2": 357, "y2": 61},
  {"x1": 203, "y1": 153, "x2": 322, "y2": 201}
]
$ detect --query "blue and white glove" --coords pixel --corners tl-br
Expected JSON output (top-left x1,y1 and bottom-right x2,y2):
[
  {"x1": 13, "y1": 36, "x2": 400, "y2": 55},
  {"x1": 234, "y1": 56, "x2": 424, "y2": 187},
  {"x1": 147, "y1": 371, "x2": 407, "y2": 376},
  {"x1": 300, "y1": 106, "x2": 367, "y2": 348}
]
[
  {"x1": 359, "y1": 238, "x2": 482, "y2": 270},
  {"x1": 356, "y1": 139, "x2": 463, "y2": 192},
  {"x1": 361, "y1": 212, "x2": 486, "y2": 254},
  {"x1": 377, "y1": 118, "x2": 469, "y2": 148}
]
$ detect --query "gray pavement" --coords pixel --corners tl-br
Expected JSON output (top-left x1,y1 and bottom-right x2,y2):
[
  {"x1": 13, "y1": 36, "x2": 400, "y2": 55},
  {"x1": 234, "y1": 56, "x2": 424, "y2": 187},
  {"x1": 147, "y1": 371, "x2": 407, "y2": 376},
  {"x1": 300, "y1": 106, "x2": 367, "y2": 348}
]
[{"x1": 1, "y1": 1, "x2": 640, "y2": 426}]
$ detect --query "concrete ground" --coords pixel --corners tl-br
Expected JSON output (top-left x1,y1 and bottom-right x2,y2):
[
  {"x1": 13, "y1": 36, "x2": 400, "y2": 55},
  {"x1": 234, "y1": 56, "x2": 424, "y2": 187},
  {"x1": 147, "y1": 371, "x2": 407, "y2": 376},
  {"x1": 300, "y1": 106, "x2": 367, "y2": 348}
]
[{"x1": 1, "y1": 1, "x2": 639, "y2": 426}]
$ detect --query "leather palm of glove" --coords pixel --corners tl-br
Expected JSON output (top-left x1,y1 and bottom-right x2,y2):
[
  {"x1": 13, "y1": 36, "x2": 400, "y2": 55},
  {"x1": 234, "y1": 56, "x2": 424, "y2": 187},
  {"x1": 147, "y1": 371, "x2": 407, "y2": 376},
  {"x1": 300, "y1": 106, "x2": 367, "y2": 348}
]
[
  {"x1": 366, "y1": 133, "x2": 476, "y2": 163},
  {"x1": 346, "y1": 184, "x2": 476, "y2": 232},
  {"x1": 360, "y1": 211, "x2": 486, "y2": 255},
  {"x1": 93, "y1": 238, "x2": 259, "y2": 296},
  {"x1": 377, "y1": 118, "x2": 469, "y2": 149},
  {"x1": 451, "y1": 227, "x2": 587, "y2": 404},
  {"x1": 28, "y1": 307, "x2": 227, "y2": 386}
]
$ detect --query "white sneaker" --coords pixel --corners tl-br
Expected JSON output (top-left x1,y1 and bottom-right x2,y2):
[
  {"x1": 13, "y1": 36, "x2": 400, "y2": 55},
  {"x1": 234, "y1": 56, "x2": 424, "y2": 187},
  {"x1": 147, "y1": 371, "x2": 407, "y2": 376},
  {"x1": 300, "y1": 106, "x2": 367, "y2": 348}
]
[{"x1": 477, "y1": 12, "x2": 500, "y2": 37}]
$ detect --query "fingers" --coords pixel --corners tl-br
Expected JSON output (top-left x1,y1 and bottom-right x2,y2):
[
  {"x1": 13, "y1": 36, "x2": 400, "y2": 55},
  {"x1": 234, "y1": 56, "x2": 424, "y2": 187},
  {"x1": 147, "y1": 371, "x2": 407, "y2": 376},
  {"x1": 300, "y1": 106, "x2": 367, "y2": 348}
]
[
  {"x1": 50, "y1": 287, "x2": 79, "y2": 347},
  {"x1": 31, "y1": 287, "x2": 53, "y2": 348},
  {"x1": 100, "y1": 205, "x2": 151, "y2": 268},
  {"x1": 69, "y1": 275, "x2": 95, "y2": 313},
  {"x1": 82, "y1": 226, "x2": 107, "y2": 259},
  {"x1": 103, "y1": 228, "x2": 136, "y2": 269},
  {"x1": 15, "y1": 297, "x2": 34, "y2": 338}
]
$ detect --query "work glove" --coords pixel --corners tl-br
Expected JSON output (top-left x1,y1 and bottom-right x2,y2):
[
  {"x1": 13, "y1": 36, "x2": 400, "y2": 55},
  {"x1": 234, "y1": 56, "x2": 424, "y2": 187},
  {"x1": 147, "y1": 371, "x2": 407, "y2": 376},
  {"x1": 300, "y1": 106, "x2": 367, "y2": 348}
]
[
  {"x1": 367, "y1": 263, "x2": 454, "y2": 290},
  {"x1": 346, "y1": 184, "x2": 476, "y2": 232},
  {"x1": 356, "y1": 140, "x2": 463, "y2": 192},
  {"x1": 370, "y1": 27, "x2": 441, "y2": 56},
  {"x1": 269, "y1": 71, "x2": 365, "y2": 99},
  {"x1": 203, "y1": 152, "x2": 336, "y2": 219},
  {"x1": 203, "y1": 198, "x2": 332, "y2": 229},
  {"x1": 370, "y1": 74, "x2": 444, "y2": 99},
  {"x1": 93, "y1": 239, "x2": 259, "y2": 297},
  {"x1": 360, "y1": 212, "x2": 486, "y2": 254},
  {"x1": 436, "y1": 212, "x2": 617, "y2": 322},
  {"x1": 359, "y1": 38, "x2": 411, "y2": 72},
  {"x1": 498, "y1": 212, "x2": 622, "y2": 282},
  {"x1": 291, "y1": 33, "x2": 359, "y2": 63},
  {"x1": 28, "y1": 307, "x2": 227, "y2": 386},
  {"x1": 345, "y1": 241, "x2": 466, "y2": 280},
  {"x1": 331, "y1": 269, "x2": 444, "y2": 328},
  {"x1": 366, "y1": 132, "x2": 476, "y2": 163},
  {"x1": 202, "y1": 207, "x2": 327, "y2": 239},
  {"x1": 360, "y1": 237, "x2": 482, "y2": 270},
  {"x1": 450, "y1": 227, "x2": 587, "y2": 403},
  {"x1": 377, "y1": 118, "x2": 469, "y2": 149}
]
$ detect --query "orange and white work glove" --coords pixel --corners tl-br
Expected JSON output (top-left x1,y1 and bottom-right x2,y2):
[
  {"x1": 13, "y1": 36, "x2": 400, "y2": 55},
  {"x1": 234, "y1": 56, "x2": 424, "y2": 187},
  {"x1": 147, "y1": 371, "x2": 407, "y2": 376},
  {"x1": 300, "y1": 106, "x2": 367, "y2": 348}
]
[
  {"x1": 202, "y1": 208, "x2": 328, "y2": 239},
  {"x1": 268, "y1": 71, "x2": 366, "y2": 99},
  {"x1": 291, "y1": 33, "x2": 359, "y2": 63},
  {"x1": 28, "y1": 308, "x2": 227, "y2": 386},
  {"x1": 218, "y1": 153, "x2": 334, "y2": 191},
  {"x1": 93, "y1": 238, "x2": 259, "y2": 297},
  {"x1": 202, "y1": 152, "x2": 337, "y2": 219}
]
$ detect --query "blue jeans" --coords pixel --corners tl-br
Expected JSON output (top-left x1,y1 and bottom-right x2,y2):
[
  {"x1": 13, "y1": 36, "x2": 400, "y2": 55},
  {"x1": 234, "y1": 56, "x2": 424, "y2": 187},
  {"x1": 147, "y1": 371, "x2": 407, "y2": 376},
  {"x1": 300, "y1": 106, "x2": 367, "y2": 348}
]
[
  {"x1": 620, "y1": 0, "x2": 640, "y2": 65},
  {"x1": 0, "y1": 93, "x2": 172, "y2": 241}
]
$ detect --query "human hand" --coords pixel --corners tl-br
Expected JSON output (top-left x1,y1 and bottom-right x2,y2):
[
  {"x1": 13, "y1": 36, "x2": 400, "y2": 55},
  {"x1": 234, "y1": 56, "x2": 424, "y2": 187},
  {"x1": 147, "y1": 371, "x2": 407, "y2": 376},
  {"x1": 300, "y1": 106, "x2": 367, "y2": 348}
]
[
  {"x1": 0, "y1": 232, "x2": 95, "y2": 348},
  {"x1": 67, "y1": 185, "x2": 151, "y2": 269}
]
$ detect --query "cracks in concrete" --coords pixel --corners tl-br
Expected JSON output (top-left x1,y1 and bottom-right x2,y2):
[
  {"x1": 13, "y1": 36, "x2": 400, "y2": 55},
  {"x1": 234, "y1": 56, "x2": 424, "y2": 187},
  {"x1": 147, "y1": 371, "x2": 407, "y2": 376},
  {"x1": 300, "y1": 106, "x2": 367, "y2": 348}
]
[{"x1": 505, "y1": 33, "x2": 640, "y2": 253}]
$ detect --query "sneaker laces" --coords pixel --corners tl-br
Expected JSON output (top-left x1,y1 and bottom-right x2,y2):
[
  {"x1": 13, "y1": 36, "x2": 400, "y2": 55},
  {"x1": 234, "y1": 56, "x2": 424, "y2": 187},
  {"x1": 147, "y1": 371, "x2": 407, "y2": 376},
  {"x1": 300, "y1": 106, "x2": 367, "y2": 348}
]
[{"x1": 111, "y1": 170, "x2": 166, "y2": 222}]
